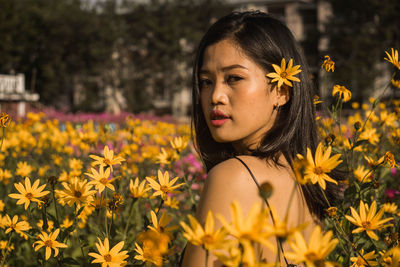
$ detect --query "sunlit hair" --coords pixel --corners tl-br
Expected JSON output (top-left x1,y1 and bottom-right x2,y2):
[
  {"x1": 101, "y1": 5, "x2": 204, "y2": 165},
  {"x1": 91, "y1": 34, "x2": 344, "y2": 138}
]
[{"x1": 191, "y1": 11, "x2": 341, "y2": 220}]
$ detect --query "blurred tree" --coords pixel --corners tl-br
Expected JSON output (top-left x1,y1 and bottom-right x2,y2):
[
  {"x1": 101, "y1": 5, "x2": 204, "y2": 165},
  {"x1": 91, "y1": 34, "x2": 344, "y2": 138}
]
[
  {"x1": 0, "y1": 0, "x2": 230, "y2": 113},
  {"x1": 323, "y1": 0, "x2": 400, "y2": 101},
  {"x1": 0, "y1": 0, "x2": 118, "y2": 111},
  {"x1": 120, "y1": 0, "x2": 231, "y2": 113}
]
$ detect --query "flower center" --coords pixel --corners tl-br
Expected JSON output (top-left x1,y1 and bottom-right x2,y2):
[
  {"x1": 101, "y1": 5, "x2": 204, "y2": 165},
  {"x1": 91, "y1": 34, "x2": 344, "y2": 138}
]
[
  {"x1": 44, "y1": 240, "x2": 53, "y2": 247},
  {"x1": 104, "y1": 158, "x2": 111, "y2": 165},
  {"x1": 143, "y1": 249, "x2": 152, "y2": 259},
  {"x1": 304, "y1": 251, "x2": 320, "y2": 261},
  {"x1": 361, "y1": 221, "x2": 371, "y2": 229},
  {"x1": 103, "y1": 253, "x2": 112, "y2": 262},
  {"x1": 74, "y1": 191, "x2": 82, "y2": 198},
  {"x1": 100, "y1": 178, "x2": 108, "y2": 185},
  {"x1": 25, "y1": 193, "x2": 33, "y2": 200},
  {"x1": 280, "y1": 71, "x2": 288, "y2": 78},
  {"x1": 160, "y1": 185, "x2": 169, "y2": 193},
  {"x1": 202, "y1": 234, "x2": 214, "y2": 245},
  {"x1": 314, "y1": 166, "x2": 324, "y2": 175}
]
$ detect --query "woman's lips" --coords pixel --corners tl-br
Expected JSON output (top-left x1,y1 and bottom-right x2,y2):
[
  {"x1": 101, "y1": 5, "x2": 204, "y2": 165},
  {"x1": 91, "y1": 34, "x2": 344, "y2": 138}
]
[
  {"x1": 210, "y1": 110, "x2": 230, "y2": 126},
  {"x1": 211, "y1": 118, "x2": 229, "y2": 126}
]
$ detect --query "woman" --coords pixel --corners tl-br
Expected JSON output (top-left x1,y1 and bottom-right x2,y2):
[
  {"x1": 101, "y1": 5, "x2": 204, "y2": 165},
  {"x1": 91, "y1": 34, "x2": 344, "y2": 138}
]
[{"x1": 182, "y1": 11, "x2": 339, "y2": 266}]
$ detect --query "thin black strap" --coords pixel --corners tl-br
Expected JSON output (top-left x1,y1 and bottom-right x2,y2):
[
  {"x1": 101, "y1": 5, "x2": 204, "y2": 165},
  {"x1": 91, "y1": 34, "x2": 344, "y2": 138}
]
[{"x1": 233, "y1": 156, "x2": 294, "y2": 266}]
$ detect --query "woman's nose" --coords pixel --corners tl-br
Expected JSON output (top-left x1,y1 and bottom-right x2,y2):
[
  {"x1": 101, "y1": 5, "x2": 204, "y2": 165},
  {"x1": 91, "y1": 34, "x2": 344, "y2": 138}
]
[{"x1": 210, "y1": 81, "x2": 228, "y2": 105}]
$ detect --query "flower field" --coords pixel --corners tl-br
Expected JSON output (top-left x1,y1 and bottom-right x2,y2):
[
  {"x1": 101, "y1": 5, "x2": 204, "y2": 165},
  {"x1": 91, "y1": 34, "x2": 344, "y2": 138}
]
[
  {"x1": 0, "y1": 48, "x2": 400, "y2": 266},
  {"x1": 0, "y1": 112, "x2": 205, "y2": 266}
]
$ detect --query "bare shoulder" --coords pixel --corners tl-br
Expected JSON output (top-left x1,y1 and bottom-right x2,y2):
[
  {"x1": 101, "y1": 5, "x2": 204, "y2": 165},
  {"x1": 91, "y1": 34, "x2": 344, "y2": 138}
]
[{"x1": 195, "y1": 156, "x2": 293, "y2": 223}]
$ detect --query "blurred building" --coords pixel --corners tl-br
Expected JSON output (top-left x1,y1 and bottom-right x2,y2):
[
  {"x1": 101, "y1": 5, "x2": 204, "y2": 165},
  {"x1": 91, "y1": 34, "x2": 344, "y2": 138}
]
[{"x1": 0, "y1": 74, "x2": 40, "y2": 117}]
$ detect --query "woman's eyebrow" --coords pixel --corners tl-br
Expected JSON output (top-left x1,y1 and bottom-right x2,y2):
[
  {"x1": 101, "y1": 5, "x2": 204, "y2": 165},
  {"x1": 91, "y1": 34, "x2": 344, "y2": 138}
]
[
  {"x1": 200, "y1": 64, "x2": 248, "y2": 74},
  {"x1": 221, "y1": 64, "x2": 248, "y2": 71}
]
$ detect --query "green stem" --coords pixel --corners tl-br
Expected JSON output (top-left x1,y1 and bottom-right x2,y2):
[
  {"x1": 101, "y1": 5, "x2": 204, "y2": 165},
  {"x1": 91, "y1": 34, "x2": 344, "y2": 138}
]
[
  {"x1": 205, "y1": 249, "x2": 209, "y2": 267},
  {"x1": 182, "y1": 175, "x2": 196, "y2": 209},
  {"x1": 0, "y1": 128, "x2": 5, "y2": 151},
  {"x1": 155, "y1": 199, "x2": 164, "y2": 216},
  {"x1": 105, "y1": 190, "x2": 109, "y2": 238},
  {"x1": 78, "y1": 237, "x2": 86, "y2": 264},
  {"x1": 123, "y1": 198, "x2": 137, "y2": 241},
  {"x1": 52, "y1": 185, "x2": 60, "y2": 227},
  {"x1": 0, "y1": 232, "x2": 13, "y2": 267}
]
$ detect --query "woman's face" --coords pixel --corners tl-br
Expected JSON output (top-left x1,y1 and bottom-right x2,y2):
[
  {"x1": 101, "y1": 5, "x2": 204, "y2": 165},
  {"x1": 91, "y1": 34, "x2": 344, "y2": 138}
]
[{"x1": 200, "y1": 39, "x2": 279, "y2": 152}]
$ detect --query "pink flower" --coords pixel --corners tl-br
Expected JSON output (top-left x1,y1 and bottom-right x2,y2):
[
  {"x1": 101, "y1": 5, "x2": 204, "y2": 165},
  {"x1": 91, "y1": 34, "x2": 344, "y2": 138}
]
[{"x1": 385, "y1": 188, "x2": 399, "y2": 199}]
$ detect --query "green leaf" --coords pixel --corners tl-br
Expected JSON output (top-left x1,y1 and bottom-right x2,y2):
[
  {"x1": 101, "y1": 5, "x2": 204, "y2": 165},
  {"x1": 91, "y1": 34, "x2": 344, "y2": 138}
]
[{"x1": 61, "y1": 257, "x2": 80, "y2": 265}]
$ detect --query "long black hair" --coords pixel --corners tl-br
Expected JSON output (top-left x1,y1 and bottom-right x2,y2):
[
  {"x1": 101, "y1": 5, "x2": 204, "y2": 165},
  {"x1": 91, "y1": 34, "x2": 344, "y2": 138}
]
[{"x1": 191, "y1": 11, "x2": 340, "y2": 221}]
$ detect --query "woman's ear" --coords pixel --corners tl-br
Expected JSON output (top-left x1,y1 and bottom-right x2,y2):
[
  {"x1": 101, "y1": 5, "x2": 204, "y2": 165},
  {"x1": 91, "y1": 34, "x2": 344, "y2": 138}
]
[{"x1": 271, "y1": 84, "x2": 290, "y2": 106}]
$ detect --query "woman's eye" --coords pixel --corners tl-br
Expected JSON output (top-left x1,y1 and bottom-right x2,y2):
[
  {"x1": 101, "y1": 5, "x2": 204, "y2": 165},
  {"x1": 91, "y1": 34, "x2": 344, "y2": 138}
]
[
  {"x1": 199, "y1": 78, "x2": 213, "y2": 89},
  {"x1": 226, "y1": 75, "x2": 243, "y2": 83}
]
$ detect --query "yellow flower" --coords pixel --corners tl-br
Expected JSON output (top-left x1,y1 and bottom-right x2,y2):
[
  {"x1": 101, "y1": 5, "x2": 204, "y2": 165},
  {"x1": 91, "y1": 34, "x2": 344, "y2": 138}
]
[
  {"x1": 264, "y1": 204, "x2": 307, "y2": 240},
  {"x1": 164, "y1": 196, "x2": 179, "y2": 209},
  {"x1": 381, "y1": 247, "x2": 400, "y2": 267},
  {"x1": 350, "y1": 249, "x2": 378, "y2": 267},
  {"x1": 69, "y1": 158, "x2": 83, "y2": 171},
  {"x1": 384, "y1": 48, "x2": 400, "y2": 69},
  {"x1": 129, "y1": 177, "x2": 150, "y2": 198},
  {"x1": 0, "y1": 240, "x2": 14, "y2": 252},
  {"x1": 33, "y1": 228, "x2": 68, "y2": 260},
  {"x1": 88, "y1": 237, "x2": 129, "y2": 267},
  {"x1": 217, "y1": 201, "x2": 275, "y2": 253},
  {"x1": 90, "y1": 145, "x2": 125, "y2": 172},
  {"x1": 384, "y1": 152, "x2": 397, "y2": 168},
  {"x1": 285, "y1": 225, "x2": 338, "y2": 266},
  {"x1": 134, "y1": 242, "x2": 163, "y2": 267},
  {"x1": 170, "y1": 136, "x2": 188, "y2": 153},
  {"x1": 146, "y1": 170, "x2": 184, "y2": 199},
  {"x1": 266, "y1": 58, "x2": 302, "y2": 88},
  {"x1": 303, "y1": 142, "x2": 342, "y2": 190},
  {"x1": 364, "y1": 155, "x2": 384, "y2": 168},
  {"x1": 9, "y1": 177, "x2": 50, "y2": 210},
  {"x1": 313, "y1": 95, "x2": 323, "y2": 105},
  {"x1": 380, "y1": 111, "x2": 397, "y2": 128},
  {"x1": 326, "y1": 207, "x2": 338, "y2": 217},
  {"x1": 180, "y1": 210, "x2": 227, "y2": 251},
  {"x1": 61, "y1": 217, "x2": 74, "y2": 229},
  {"x1": 212, "y1": 239, "x2": 242, "y2": 267},
  {"x1": 86, "y1": 166, "x2": 115, "y2": 194},
  {"x1": 37, "y1": 219, "x2": 54, "y2": 231},
  {"x1": 148, "y1": 210, "x2": 178, "y2": 239},
  {"x1": 51, "y1": 154, "x2": 63, "y2": 166},
  {"x1": 0, "y1": 112, "x2": 11, "y2": 127},
  {"x1": 359, "y1": 127, "x2": 380, "y2": 145},
  {"x1": 15, "y1": 161, "x2": 33, "y2": 177},
  {"x1": 382, "y1": 203, "x2": 398, "y2": 214},
  {"x1": 332, "y1": 85, "x2": 352, "y2": 102},
  {"x1": 4, "y1": 214, "x2": 31, "y2": 240},
  {"x1": 345, "y1": 200, "x2": 393, "y2": 240},
  {"x1": 0, "y1": 169, "x2": 12, "y2": 184},
  {"x1": 353, "y1": 165, "x2": 372, "y2": 183},
  {"x1": 293, "y1": 154, "x2": 311, "y2": 185},
  {"x1": 322, "y1": 55, "x2": 335, "y2": 72},
  {"x1": 0, "y1": 113, "x2": 10, "y2": 128},
  {"x1": 55, "y1": 177, "x2": 96, "y2": 209},
  {"x1": 392, "y1": 79, "x2": 400, "y2": 89},
  {"x1": 155, "y1": 148, "x2": 178, "y2": 164},
  {"x1": 134, "y1": 230, "x2": 170, "y2": 266},
  {"x1": 0, "y1": 200, "x2": 4, "y2": 212}
]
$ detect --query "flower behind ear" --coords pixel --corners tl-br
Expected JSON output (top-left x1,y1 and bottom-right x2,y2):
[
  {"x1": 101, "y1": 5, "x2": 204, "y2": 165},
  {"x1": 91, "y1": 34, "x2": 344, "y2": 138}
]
[{"x1": 266, "y1": 58, "x2": 302, "y2": 88}]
